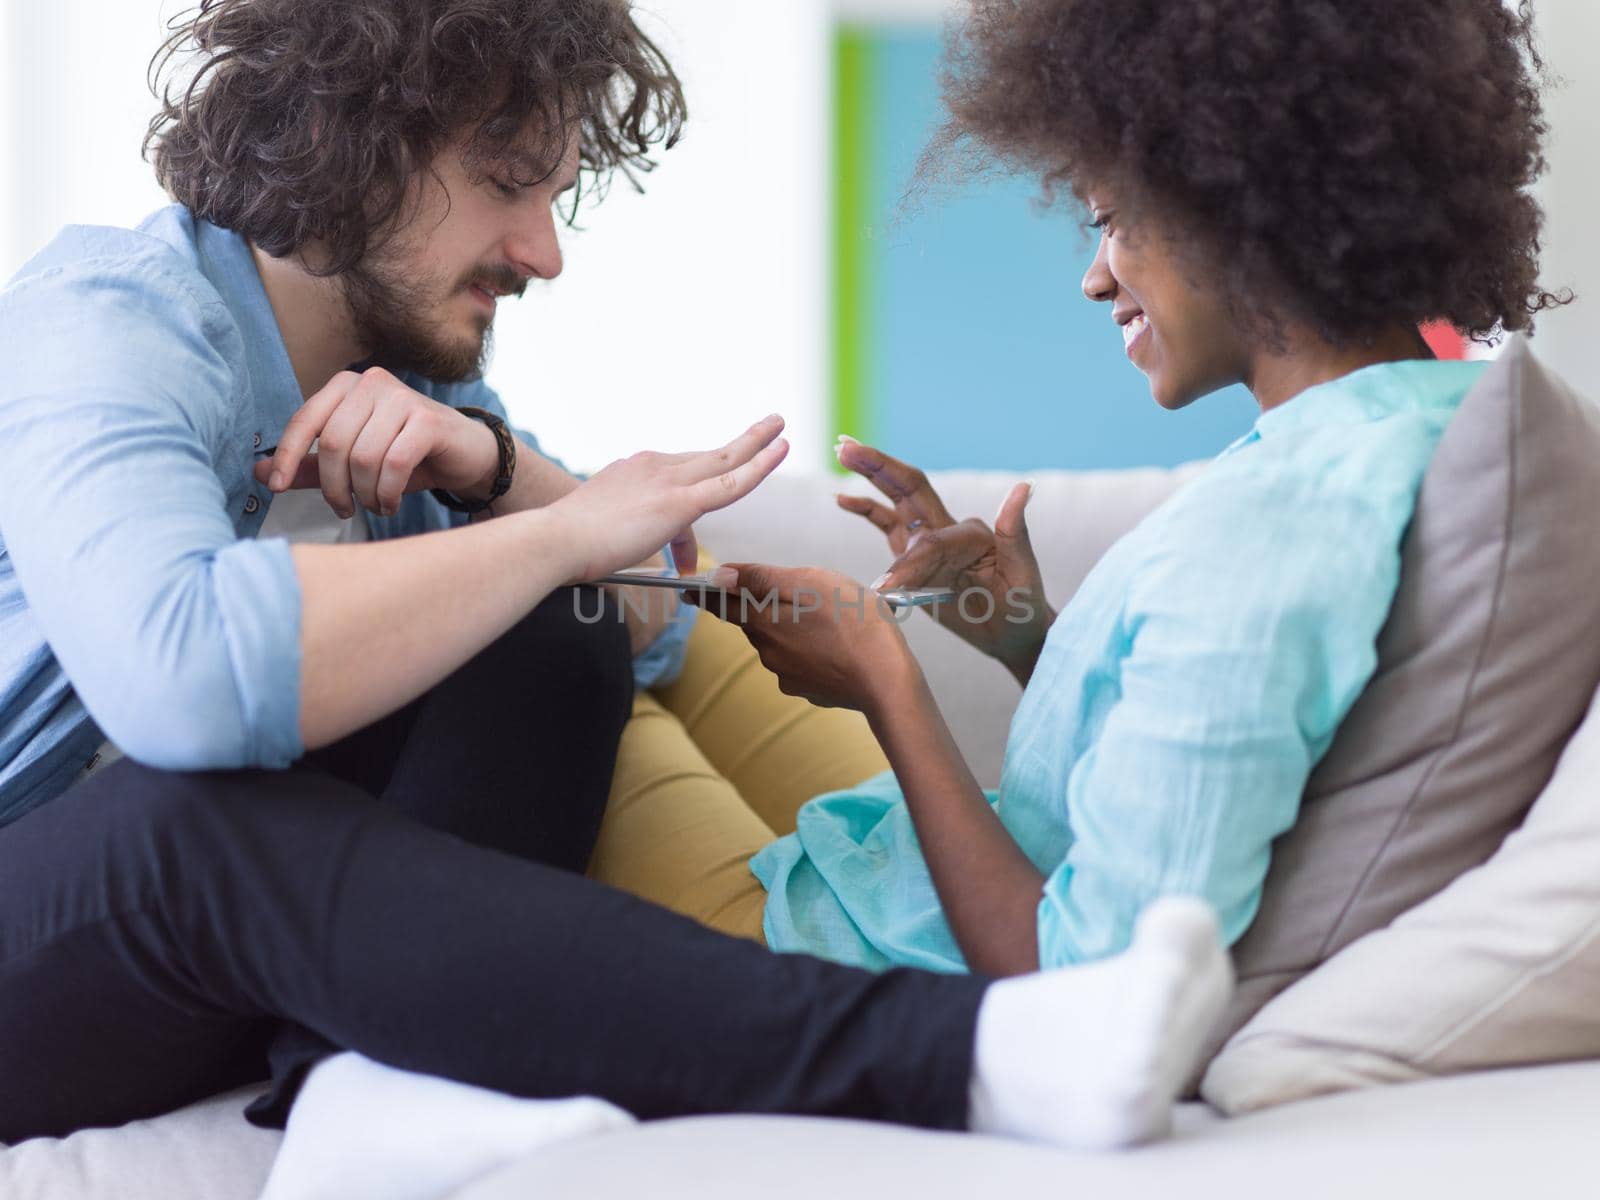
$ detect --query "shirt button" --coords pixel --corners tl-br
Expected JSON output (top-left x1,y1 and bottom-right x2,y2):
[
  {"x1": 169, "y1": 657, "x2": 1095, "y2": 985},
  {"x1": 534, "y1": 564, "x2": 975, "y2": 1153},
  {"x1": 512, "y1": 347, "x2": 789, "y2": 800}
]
[
  {"x1": 252, "y1": 432, "x2": 263, "y2": 448},
  {"x1": 244, "y1": 495, "x2": 261, "y2": 515}
]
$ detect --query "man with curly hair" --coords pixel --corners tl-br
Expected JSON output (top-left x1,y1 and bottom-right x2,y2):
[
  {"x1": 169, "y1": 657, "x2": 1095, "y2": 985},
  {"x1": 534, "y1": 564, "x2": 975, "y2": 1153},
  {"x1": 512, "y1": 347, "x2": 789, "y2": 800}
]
[{"x1": 0, "y1": 0, "x2": 1236, "y2": 1156}]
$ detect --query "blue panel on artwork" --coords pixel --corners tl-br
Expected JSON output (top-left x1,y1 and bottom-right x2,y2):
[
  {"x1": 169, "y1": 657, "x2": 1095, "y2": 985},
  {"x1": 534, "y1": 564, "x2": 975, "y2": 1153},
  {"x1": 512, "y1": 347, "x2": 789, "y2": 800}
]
[{"x1": 864, "y1": 30, "x2": 1257, "y2": 471}]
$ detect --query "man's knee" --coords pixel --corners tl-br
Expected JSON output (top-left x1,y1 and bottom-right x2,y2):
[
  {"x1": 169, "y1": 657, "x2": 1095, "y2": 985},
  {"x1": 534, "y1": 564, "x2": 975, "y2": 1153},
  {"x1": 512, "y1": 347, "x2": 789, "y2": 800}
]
[
  {"x1": 498, "y1": 586, "x2": 634, "y2": 713},
  {"x1": 89, "y1": 759, "x2": 374, "y2": 865},
  {"x1": 21, "y1": 760, "x2": 385, "y2": 967}
]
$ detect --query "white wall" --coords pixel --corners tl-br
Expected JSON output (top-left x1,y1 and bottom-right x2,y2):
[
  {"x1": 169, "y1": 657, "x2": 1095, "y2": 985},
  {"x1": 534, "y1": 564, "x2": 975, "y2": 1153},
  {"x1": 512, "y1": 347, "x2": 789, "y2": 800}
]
[
  {"x1": 3, "y1": 0, "x2": 1594, "y2": 468},
  {"x1": 834, "y1": 0, "x2": 958, "y2": 19},
  {"x1": 0, "y1": 1, "x2": 174, "y2": 270},
  {"x1": 488, "y1": 1, "x2": 830, "y2": 473},
  {"x1": 0, "y1": 0, "x2": 831, "y2": 475},
  {"x1": 1527, "y1": 0, "x2": 1600, "y2": 399}
]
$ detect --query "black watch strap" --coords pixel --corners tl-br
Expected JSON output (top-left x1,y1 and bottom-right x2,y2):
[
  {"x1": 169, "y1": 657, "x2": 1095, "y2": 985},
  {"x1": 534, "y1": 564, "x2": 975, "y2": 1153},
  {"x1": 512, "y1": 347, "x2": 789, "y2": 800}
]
[{"x1": 431, "y1": 406, "x2": 516, "y2": 514}]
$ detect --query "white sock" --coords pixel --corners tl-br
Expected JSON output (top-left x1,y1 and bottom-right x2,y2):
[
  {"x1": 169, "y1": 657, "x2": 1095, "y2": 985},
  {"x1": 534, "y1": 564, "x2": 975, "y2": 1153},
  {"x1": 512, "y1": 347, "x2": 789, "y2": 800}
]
[
  {"x1": 258, "y1": 1052, "x2": 635, "y2": 1200},
  {"x1": 967, "y1": 896, "x2": 1234, "y2": 1150}
]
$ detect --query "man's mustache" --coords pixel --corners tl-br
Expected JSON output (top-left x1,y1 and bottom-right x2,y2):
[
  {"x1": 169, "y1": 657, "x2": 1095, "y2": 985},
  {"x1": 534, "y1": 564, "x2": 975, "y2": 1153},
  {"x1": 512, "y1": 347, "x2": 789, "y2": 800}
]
[{"x1": 463, "y1": 264, "x2": 530, "y2": 299}]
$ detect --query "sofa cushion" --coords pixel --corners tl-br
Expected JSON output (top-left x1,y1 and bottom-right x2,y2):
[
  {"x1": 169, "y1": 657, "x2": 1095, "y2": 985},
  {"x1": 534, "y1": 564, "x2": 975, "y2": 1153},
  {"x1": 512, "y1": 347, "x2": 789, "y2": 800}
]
[
  {"x1": 1207, "y1": 338, "x2": 1600, "y2": 1063},
  {"x1": 450, "y1": 1063, "x2": 1600, "y2": 1200},
  {"x1": 695, "y1": 465, "x2": 1198, "y2": 787},
  {"x1": 0, "y1": 1085, "x2": 278, "y2": 1200},
  {"x1": 1203, "y1": 676, "x2": 1600, "y2": 1113}
]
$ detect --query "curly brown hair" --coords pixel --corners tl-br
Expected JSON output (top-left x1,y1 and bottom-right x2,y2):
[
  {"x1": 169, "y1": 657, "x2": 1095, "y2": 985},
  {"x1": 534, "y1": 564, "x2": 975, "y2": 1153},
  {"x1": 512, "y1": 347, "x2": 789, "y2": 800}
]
[
  {"x1": 926, "y1": 0, "x2": 1570, "y2": 346},
  {"x1": 145, "y1": 0, "x2": 686, "y2": 275}
]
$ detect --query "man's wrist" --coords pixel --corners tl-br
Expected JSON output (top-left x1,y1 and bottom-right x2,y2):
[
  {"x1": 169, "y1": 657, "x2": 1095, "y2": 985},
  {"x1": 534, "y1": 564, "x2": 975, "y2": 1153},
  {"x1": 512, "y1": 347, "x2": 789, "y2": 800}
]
[
  {"x1": 459, "y1": 419, "x2": 505, "y2": 501},
  {"x1": 513, "y1": 505, "x2": 583, "y2": 586}
]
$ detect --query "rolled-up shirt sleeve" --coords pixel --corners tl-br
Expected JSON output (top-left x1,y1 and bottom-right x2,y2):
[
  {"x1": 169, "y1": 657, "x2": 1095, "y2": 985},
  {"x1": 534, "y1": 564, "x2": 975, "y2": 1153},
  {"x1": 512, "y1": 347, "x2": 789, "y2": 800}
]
[
  {"x1": 1035, "y1": 470, "x2": 1401, "y2": 968},
  {"x1": 0, "y1": 259, "x2": 304, "y2": 770}
]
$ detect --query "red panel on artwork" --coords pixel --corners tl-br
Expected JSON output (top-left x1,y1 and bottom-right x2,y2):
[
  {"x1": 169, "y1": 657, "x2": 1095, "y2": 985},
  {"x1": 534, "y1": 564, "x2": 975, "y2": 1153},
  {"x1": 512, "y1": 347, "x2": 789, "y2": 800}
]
[{"x1": 1421, "y1": 321, "x2": 1469, "y2": 360}]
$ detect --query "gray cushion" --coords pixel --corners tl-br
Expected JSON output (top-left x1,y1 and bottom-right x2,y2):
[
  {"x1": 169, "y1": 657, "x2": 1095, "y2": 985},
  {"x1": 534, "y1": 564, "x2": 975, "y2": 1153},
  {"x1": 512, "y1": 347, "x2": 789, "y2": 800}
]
[
  {"x1": 1203, "y1": 676, "x2": 1600, "y2": 1112},
  {"x1": 1208, "y1": 338, "x2": 1600, "y2": 1065}
]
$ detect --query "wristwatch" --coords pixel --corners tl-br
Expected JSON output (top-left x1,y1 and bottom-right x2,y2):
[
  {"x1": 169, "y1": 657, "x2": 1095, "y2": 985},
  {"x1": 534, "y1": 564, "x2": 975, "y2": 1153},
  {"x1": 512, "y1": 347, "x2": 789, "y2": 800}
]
[{"x1": 431, "y1": 406, "x2": 516, "y2": 514}]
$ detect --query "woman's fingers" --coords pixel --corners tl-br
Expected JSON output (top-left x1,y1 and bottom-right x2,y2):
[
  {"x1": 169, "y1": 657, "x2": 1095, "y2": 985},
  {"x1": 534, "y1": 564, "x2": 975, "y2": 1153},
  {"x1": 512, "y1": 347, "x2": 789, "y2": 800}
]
[
  {"x1": 993, "y1": 480, "x2": 1038, "y2": 564},
  {"x1": 875, "y1": 520, "x2": 989, "y2": 591},
  {"x1": 690, "y1": 562, "x2": 807, "y2": 603},
  {"x1": 833, "y1": 437, "x2": 955, "y2": 528},
  {"x1": 680, "y1": 414, "x2": 786, "y2": 485},
  {"x1": 836, "y1": 492, "x2": 910, "y2": 555},
  {"x1": 875, "y1": 533, "x2": 951, "y2": 592}
]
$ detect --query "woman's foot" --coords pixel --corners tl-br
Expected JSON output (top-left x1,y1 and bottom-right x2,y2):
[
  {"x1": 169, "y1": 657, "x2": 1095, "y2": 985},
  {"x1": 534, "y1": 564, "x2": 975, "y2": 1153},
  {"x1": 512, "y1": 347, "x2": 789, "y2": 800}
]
[{"x1": 967, "y1": 896, "x2": 1234, "y2": 1149}]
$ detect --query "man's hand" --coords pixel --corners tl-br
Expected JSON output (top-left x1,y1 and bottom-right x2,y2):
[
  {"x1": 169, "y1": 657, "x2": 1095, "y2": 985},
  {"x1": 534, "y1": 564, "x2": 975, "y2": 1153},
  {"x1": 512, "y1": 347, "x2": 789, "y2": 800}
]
[
  {"x1": 545, "y1": 415, "x2": 788, "y2": 585},
  {"x1": 253, "y1": 367, "x2": 501, "y2": 517}
]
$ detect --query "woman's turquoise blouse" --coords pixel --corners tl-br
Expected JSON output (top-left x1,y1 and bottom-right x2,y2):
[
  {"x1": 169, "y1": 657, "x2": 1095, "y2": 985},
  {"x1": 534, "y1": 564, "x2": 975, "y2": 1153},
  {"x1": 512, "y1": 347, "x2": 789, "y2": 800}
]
[{"x1": 753, "y1": 359, "x2": 1488, "y2": 972}]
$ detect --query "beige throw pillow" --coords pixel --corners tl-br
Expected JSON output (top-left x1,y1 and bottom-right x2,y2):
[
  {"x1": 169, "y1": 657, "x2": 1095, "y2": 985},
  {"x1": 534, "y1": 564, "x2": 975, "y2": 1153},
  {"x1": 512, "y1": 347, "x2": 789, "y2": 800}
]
[
  {"x1": 1202, "y1": 677, "x2": 1600, "y2": 1113},
  {"x1": 1198, "y1": 338, "x2": 1600, "y2": 1073}
]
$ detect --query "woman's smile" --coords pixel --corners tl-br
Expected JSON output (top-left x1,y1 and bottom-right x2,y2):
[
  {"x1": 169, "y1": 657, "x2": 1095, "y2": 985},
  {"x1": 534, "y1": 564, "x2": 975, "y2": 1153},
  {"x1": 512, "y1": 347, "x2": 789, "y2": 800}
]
[{"x1": 1120, "y1": 311, "x2": 1150, "y2": 361}]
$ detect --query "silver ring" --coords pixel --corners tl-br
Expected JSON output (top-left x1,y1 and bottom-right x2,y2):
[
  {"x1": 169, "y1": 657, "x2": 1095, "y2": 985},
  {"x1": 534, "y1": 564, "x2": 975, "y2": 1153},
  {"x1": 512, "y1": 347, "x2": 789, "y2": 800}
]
[{"x1": 906, "y1": 519, "x2": 926, "y2": 532}]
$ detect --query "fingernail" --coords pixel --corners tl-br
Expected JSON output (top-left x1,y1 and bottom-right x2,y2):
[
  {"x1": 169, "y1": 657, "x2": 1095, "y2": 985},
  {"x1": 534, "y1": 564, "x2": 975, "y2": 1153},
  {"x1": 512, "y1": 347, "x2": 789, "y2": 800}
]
[
  {"x1": 1023, "y1": 478, "x2": 1037, "y2": 498},
  {"x1": 270, "y1": 471, "x2": 285, "y2": 490},
  {"x1": 871, "y1": 572, "x2": 891, "y2": 591},
  {"x1": 708, "y1": 566, "x2": 739, "y2": 589},
  {"x1": 835, "y1": 434, "x2": 859, "y2": 446}
]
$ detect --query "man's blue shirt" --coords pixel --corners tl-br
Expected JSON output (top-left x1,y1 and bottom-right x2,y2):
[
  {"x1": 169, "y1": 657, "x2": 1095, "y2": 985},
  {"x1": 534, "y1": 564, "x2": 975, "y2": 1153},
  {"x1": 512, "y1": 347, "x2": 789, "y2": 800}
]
[{"x1": 0, "y1": 205, "x2": 689, "y2": 827}]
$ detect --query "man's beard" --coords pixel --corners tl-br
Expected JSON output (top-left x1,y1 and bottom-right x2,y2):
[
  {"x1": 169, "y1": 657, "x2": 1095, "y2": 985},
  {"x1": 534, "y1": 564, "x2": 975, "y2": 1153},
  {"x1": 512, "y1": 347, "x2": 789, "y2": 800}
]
[{"x1": 340, "y1": 255, "x2": 493, "y2": 383}]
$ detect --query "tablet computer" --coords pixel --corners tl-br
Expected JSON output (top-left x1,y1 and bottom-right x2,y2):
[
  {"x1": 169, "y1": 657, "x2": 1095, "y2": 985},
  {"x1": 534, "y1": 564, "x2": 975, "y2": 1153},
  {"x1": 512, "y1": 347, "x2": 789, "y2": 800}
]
[
  {"x1": 594, "y1": 569, "x2": 727, "y2": 591},
  {"x1": 596, "y1": 570, "x2": 955, "y2": 609}
]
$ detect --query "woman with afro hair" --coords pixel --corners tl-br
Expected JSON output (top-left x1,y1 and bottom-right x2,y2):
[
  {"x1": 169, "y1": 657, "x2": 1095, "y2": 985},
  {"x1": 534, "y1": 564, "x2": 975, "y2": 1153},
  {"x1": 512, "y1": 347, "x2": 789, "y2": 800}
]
[{"x1": 672, "y1": 0, "x2": 1571, "y2": 1136}]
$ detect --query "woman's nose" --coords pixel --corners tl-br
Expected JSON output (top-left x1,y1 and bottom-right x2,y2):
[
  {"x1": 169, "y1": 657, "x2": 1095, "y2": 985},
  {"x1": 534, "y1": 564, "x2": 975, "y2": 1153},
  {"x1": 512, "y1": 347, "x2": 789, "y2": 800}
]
[{"x1": 1081, "y1": 233, "x2": 1116, "y2": 303}]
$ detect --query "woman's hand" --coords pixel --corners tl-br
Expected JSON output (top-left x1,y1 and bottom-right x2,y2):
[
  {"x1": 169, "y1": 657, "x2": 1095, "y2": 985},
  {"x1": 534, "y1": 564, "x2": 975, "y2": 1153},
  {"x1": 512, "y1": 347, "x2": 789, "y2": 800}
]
[
  {"x1": 688, "y1": 563, "x2": 921, "y2": 716},
  {"x1": 699, "y1": 559, "x2": 1049, "y2": 976},
  {"x1": 253, "y1": 367, "x2": 506, "y2": 517},
  {"x1": 545, "y1": 416, "x2": 790, "y2": 584},
  {"x1": 834, "y1": 437, "x2": 1055, "y2": 686}
]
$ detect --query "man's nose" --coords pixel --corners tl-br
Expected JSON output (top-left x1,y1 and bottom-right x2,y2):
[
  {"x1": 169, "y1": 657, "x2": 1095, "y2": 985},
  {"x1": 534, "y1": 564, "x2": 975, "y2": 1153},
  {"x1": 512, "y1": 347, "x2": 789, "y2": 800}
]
[
  {"x1": 507, "y1": 206, "x2": 564, "y2": 282},
  {"x1": 1081, "y1": 233, "x2": 1116, "y2": 303}
]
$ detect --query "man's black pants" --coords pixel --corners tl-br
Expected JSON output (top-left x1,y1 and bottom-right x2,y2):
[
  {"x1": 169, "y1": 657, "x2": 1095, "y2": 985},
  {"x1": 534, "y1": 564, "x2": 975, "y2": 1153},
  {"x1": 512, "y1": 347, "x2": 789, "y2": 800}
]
[{"x1": 0, "y1": 588, "x2": 984, "y2": 1144}]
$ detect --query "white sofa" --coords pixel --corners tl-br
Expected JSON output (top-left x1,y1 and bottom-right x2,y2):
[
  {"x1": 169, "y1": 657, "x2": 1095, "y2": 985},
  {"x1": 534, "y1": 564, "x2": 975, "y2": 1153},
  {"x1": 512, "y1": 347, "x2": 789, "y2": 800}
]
[{"x1": 5, "y1": 464, "x2": 1593, "y2": 1198}]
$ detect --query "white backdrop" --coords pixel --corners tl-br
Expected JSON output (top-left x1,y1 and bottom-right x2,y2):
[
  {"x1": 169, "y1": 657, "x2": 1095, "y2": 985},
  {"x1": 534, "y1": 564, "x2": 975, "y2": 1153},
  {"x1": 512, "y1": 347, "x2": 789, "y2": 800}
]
[
  {"x1": 1, "y1": 0, "x2": 1595, "y2": 460},
  {"x1": 0, "y1": 0, "x2": 831, "y2": 475},
  {"x1": 1528, "y1": 0, "x2": 1600, "y2": 401}
]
